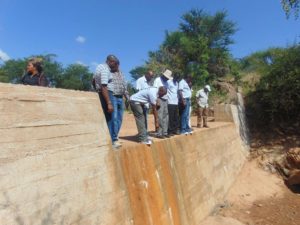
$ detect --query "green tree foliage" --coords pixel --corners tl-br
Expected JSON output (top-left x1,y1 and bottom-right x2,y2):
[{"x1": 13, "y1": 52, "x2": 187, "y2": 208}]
[
  {"x1": 0, "y1": 59, "x2": 27, "y2": 83},
  {"x1": 282, "y1": 0, "x2": 300, "y2": 18},
  {"x1": 130, "y1": 9, "x2": 237, "y2": 88},
  {"x1": 0, "y1": 68, "x2": 10, "y2": 83},
  {"x1": 240, "y1": 48, "x2": 286, "y2": 74},
  {"x1": 246, "y1": 44, "x2": 300, "y2": 126},
  {"x1": 59, "y1": 64, "x2": 93, "y2": 91}
]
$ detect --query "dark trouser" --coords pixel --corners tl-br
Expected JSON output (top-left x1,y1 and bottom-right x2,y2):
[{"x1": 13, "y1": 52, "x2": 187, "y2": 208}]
[
  {"x1": 130, "y1": 101, "x2": 147, "y2": 142},
  {"x1": 197, "y1": 106, "x2": 208, "y2": 127},
  {"x1": 168, "y1": 104, "x2": 179, "y2": 134},
  {"x1": 157, "y1": 98, "x2": 169, "y2": 136}
]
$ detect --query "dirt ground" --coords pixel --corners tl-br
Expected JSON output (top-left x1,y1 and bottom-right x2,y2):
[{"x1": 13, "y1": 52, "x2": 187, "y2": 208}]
[{"x1": 202, "y1": 158, "x2": 300, "y2": 225}]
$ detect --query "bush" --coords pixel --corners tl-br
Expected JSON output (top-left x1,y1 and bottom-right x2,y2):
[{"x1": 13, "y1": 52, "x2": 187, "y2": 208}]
[{"x1": 246, "y1": 44, "x2": 300, "y2": 127}]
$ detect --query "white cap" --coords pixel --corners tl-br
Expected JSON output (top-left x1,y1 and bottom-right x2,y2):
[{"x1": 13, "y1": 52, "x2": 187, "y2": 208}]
[
  {"x1": 205, "y1": 85, "x2": 211, "y2": 92},
  {"x1": 162, "y1": 69, "x2": 173, "y2": 80}
]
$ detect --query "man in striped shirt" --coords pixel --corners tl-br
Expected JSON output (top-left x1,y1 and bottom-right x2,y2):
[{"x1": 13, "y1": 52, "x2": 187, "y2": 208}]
[{"x1": 94, "y1": 55, "x2": 128, "y2": 149}]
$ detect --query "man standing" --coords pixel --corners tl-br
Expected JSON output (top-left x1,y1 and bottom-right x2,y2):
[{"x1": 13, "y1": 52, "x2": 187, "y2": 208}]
[
  {"x1": 178, "y1": 75, "x2": 192, "y2": 135},
  {"x1": 167, "y1": 74, "x2": 179, "y2": 135},
  {"x1": 130, "y1": 87, "x2": 165, "y2": 145},
  {"x1": 153, "y1": 69, "x2": 172, "y2": 138},
  {"x1": 196, "y1": 85, "x2": 211, "y2": 128},
  {"x1": 94, "y1": 55, "x2": 128, "y2": 148}
]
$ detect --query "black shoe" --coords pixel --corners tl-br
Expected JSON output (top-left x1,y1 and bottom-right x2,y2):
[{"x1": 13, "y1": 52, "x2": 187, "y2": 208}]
[
  {"x1": 164, "y1": 134, "x2": 171, "y2": 138},
  {"x1": 156, "y1": 135, "x2": 165, "y2": 139}
]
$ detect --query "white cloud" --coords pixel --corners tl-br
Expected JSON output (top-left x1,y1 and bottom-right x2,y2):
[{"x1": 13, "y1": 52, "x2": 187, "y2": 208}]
[
  {"x1": 0, "y1": 49, "x2": 10, "y2": 61},
  {"x1": 75, "y1": 61, "x2": 87, "y2": 66},
  {"x1": 90, "y1": 61, "x2": 99, "y2": 67},
  {"x1": 90, "y1": 61, "x2": 99, "y2": 71},
  {"x1": 75, "y1": 35, "x2": 86, "y2": 44}
]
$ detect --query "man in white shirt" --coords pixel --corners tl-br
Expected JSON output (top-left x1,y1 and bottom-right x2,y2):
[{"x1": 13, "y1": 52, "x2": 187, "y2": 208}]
[
  {"x1": 167, "y1": 74, "x2": 179, "y2": 135},
  {"x1": 196, "y1": 85, "x2": 211, "y2": 128},
  {"x1": 130, "y1": 87, "x2": 166, "y2": 145},
  {"x1": 135, "y1": 70, "x2": 154, "y2": 132},
  {"x1": 178, "y1": 75, "x2": 192, "y2": 135},
  {"x1": 136, "y1": 70, "x2": 154, "y2": 91},
  {"x1": 153, "y1": 69, "x2": 172, "y2": 138}
]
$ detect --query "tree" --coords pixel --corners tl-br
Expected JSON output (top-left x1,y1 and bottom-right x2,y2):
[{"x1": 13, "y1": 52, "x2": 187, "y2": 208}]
[
  {"x1": 130, "y1": 9, "x2": 237, "y2": 88},
  {"x1": 59, "y1": 64, "x2": 93, "y2": 91},
  {"x1": 0, "y1": 59, "x2": 27, "y2": 83},
  {"x1": 0, "y1": 68, "x2": 10, "y2": 83},
  {"x1": 282, "y1": 0, "x2": 300, "y2": 18},
  {"x1": 245, "y1": 44, "x2": 300, "y2": 126}
]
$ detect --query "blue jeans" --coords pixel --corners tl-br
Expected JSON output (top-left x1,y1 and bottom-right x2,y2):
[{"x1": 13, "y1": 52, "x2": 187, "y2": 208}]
[
  {"x1": 99, "y1": 91, "x2": 124, "y2": 142},
  {"x1": 180, "y1": 98, "x2": 191, "y2": 133}
]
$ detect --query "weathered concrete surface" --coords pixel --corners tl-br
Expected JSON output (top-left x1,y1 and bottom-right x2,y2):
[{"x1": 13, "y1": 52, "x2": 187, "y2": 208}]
[
  {"x1": 119, "y1": 123, "x2": 247, "y2": 225},
  {"x1": 0, "y1": 83, "x2": 248, "y2": 225},
  {"x1": 0, "y1": 83, "x2": 132, "y2": 225}
]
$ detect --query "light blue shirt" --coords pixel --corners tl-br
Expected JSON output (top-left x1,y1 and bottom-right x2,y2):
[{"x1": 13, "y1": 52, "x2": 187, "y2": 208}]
[
  {"x1": 167, "y1": 80, "x2": 179, "y2": 105},
  {"x1": 178, "y1": 79, "x2": 192, "y2": 99},
  {"x1": 130, "y1": 87, "x2": 158, "y2": 105},
  {"x1": 153, "y1": 76, "x2": 169, "y2": 100},
  {"x1": 136, "y1": 76, "x2": 150, "y2": 91}
]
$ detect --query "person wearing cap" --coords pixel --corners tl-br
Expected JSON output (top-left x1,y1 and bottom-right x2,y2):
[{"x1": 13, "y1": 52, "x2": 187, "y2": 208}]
[
  {"x1": 93, "y1": 55, "x2": 128, "y2": 148},
  {"x1": 178, "y1": 75, "x2": 193, "y2": 135},
  {"x1": 196, "y1": 85, "x2": 211, "y2": 128},
  {"x1": 153, "y1": 69, "x2": 172, "y2": 138},
  {"x1": 130, "y1": 87, "x2": 165, "y2": 145}
]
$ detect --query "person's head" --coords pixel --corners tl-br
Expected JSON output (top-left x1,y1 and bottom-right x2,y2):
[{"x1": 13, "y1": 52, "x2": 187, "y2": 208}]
[
  {"x1": 27, "y1": 58, "x2": 43, "y2": 75},
  {"x1": 172, "y1": 73, "x2": 179, "y2": 81},
  {"x1": 158, "y1": 86, "x2": 167, "y2": 98},
  {"x1": 161, "y1": 69, "x2": 172, "y2": 81},
  {"x1": 184, "y1": 74, "x2": 192, "y2": 84},
  {"x1": 204, "y1": 85, "x2": 211, "y2": 93},
  {"x1": 106, "y1": 54, "x2": 119, "y2": 72},
  {"x1": 145, "y1": 70, "x2": 154, "y2": 82}
]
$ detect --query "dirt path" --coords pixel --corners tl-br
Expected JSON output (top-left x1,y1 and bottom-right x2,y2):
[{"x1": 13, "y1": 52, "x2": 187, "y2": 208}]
[{"x1": 203, "y1": 160, "x2": 300, "y2": 225}]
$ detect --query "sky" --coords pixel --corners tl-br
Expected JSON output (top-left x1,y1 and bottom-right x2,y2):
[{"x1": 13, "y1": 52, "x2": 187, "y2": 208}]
[{"x1": 0, "y1": 0, "x2": 299, "y2": 81}]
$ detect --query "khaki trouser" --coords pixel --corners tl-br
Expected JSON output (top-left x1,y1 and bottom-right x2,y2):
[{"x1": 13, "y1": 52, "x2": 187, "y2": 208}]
[{"x1": 197, "y1": 106, "x2": 208, "y2": 127}]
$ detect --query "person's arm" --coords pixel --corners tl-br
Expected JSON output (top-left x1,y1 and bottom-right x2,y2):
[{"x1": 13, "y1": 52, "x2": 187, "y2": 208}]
[
  {"x1": 97, "y1": 64, "x2": 114, "y2": 113},
  {"x1": 179, "y1": 90, "x2": 186, "y2": 106},
  {"x1": 101, "y1": 85, "x2": 113, "y2": 113}
]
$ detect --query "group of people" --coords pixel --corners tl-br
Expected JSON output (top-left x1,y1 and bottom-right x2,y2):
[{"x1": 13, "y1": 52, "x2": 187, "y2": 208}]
[
  {"x1": 93, "y1": 55, "x2": 211, "y2": 148},
  {"x1": 19, "y1": 56, "x2": 211, "y2": 148}
]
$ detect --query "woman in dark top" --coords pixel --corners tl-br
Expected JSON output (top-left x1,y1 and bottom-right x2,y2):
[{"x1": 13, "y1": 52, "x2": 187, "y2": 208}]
[{"x1": 21, "y1": 58, "x2": 49, "y2": 87}]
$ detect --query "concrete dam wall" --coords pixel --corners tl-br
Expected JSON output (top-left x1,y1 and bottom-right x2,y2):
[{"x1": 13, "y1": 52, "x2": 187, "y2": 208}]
[{"x1": 0, "y1": 83, "x2": 248, "y2": 225}]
